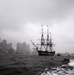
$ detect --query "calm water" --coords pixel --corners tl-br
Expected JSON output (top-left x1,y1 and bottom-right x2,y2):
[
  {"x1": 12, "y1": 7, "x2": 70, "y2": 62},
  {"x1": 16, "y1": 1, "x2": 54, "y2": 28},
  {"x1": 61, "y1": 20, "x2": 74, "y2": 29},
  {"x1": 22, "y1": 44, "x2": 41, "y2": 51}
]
[{"x1": 0, "y1": 55, "x2": 74, "y2": 75}]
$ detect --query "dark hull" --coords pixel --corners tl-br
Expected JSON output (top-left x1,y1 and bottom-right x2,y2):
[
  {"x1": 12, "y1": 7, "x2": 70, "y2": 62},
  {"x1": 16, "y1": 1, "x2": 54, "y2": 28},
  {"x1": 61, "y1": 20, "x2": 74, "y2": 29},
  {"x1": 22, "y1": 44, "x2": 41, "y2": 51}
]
[{"x1": 37, "y1": 51, "x2": 55, "y2": 56}]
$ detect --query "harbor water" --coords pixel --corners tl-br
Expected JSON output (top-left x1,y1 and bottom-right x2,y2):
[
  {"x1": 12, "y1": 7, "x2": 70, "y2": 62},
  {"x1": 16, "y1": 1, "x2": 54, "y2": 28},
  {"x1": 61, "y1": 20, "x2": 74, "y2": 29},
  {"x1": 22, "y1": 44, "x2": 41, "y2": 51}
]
[{"x1": 0, "y1": 55, "x2": 74, "y2": 75}]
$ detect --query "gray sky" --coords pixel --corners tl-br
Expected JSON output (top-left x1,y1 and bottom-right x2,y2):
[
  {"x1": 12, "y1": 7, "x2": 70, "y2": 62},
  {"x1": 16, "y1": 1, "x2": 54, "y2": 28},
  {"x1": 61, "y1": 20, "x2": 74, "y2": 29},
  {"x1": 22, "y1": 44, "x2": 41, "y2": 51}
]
[{"x1": 0, "y1": 0, "x2": 74, "y2": 53}]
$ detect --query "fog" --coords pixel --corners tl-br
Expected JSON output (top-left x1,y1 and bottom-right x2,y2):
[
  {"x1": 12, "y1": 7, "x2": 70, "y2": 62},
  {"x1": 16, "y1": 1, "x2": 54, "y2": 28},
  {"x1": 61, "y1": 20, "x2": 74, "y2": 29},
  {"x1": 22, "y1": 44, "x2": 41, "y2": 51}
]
[{"x1": 0, "y1": 0, "x2": 74, "y2": 53}]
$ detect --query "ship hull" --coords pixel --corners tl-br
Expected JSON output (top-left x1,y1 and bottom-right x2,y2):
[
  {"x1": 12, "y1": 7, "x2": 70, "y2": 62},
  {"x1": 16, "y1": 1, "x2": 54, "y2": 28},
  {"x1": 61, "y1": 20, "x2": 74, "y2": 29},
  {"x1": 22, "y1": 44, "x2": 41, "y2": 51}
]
[{"x1": 37, "y1": 51, "x2": 55, "y2": 56}]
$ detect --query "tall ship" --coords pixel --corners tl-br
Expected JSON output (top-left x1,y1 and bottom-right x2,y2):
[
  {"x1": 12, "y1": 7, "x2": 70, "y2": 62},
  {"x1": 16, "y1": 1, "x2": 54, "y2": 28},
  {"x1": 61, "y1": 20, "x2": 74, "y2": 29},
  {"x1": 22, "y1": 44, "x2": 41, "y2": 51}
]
[{"x1": 31, "y1": 25, "x2": 55, "y2": 56}]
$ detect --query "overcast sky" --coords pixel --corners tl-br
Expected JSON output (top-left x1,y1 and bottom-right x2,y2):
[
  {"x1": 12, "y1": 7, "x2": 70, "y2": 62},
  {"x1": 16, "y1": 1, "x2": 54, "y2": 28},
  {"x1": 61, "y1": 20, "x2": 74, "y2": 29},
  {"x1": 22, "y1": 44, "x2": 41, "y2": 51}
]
[{"x1": 0, "y1": 0, "x2": 74, "y2": 53}]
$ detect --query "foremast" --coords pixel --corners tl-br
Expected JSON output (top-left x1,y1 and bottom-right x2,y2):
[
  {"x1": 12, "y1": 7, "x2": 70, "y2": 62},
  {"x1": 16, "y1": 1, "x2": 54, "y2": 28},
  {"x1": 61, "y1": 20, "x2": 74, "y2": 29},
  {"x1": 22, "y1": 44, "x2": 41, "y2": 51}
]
[{"x1": 40, "y1": 25, "x2": 45, "y2": 51}]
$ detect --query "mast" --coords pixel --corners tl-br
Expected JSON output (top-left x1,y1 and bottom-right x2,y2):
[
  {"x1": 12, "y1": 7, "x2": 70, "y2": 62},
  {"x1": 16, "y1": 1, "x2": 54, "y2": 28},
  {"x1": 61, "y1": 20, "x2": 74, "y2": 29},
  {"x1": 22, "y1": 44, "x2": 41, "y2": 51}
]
[
  {"x1": 49, "y1": 32, "x2": 53, "y2": 52},
  {"x1": 40, "y1": 25, "x2": 45, "y2": 51},
  {"x1": 47, "y1": 25, "x2": 49, "y2": 45},
  {"x1": 46, "y1": 25, "x2": 53, "y2": 52},
  {"x1": 46, "y1": 25, "x2": 50, "y2": 51}
]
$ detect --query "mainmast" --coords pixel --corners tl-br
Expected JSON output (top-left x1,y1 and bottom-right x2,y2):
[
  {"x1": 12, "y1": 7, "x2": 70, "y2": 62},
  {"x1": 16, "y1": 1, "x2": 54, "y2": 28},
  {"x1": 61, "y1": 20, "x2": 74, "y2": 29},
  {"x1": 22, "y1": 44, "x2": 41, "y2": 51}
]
[
  {"x1": 47, "y1": 25, "x2": 49, "y2": 45},
  {"x1": 46, "y1": 25, "x2": 50, "y2": 51},
  {"x1": 46, "y1": 25, "x2": 53, "y2": 52}
]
